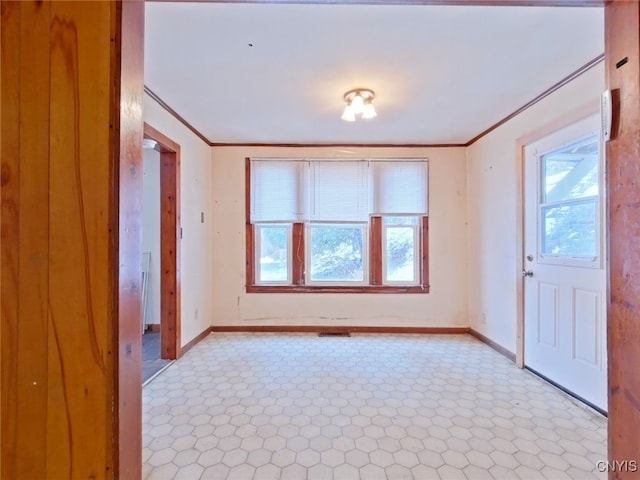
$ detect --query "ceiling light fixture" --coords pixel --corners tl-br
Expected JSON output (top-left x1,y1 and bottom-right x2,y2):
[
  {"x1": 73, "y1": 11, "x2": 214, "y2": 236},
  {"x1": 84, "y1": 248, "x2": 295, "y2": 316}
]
[{"x1": 341, "y1": 88, "x2": 377, "y2": 122}]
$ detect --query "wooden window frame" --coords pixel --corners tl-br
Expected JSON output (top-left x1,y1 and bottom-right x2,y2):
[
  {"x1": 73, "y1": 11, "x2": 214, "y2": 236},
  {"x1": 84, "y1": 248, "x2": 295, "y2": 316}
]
[{"x1": 245, "y1": 158, "x2": 430, "y2": 294}]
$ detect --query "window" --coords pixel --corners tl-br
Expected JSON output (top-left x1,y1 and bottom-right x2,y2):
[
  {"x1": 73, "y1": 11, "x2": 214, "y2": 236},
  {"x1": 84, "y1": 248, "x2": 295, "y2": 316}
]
[
  {"x1": 383, "y1": 216, "x2": 420, "y2": 285},
  {"x1": 255, "y1": 224, "x2": 291, "y2": 284},
  {"x1": 308, "y1": 223, "x2": 367, "y2": 284},
  {"x1": 539, "y1": 134, "x2": 600, "y2": 264},
  {"x1": 246, "y1": 158, "x2": 429, "y2": 293}
]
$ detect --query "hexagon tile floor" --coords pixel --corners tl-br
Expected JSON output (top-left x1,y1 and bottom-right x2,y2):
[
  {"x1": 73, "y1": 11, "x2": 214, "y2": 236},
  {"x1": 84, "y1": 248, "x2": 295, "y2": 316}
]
[{"x1": 143, "y1": 333, "x2": 607, "y2": 480}]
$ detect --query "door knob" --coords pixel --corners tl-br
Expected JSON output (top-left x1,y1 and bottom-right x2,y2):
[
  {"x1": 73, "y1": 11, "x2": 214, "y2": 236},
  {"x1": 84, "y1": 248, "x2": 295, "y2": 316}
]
[{"x1": 521, "y1": 270, "x2": 534, "y2": 278}]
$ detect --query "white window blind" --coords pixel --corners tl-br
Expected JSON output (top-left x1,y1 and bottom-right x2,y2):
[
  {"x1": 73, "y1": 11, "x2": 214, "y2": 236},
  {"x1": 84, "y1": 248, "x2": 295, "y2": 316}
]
[
  {"x1": 250, "y1": 158, "x2": 428, "y2": 222},
  {"x1": 373, "y1": 160, "x2": 428, "y2": 214},
  {"x1": 250, "y1": 159, "x2": 307, "y2": 222},
  {"x1": 310, "y1": 161, "x2": 369, "y2": 222}
]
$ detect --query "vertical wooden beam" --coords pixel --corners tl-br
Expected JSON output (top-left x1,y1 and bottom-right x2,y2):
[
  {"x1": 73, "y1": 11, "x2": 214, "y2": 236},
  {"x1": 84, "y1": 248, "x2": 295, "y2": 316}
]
[
  {"x1": 421, "y1": 216, "x2": 430, "y2": 288},
  {"x1": 160, "y1": 149, "x2": 180, "y2": 359},
  {"x1": 245, "y1": 158, "x2": 256, "y2": 286},
  {"x1": 370, "y1": 217, "x2": 382, "y2": 285},
  {"x1": 115, "y1": 1, "x2": 145, "y2": 477},
  {"x1": 605, "y1": 1, "x2": 640, "y2": 476},
  {"x1": 292, "y1": 223, "x2": 305, "y2": 285},
  {"x1": 246, "y1": 224, "x2": 256, "y2": 285}
]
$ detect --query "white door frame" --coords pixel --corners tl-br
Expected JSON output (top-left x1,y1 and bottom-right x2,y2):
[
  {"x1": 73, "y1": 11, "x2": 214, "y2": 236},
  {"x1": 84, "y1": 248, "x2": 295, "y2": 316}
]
[{"x1": 514, "y1": 99, "x2": 600, "y2": 368}]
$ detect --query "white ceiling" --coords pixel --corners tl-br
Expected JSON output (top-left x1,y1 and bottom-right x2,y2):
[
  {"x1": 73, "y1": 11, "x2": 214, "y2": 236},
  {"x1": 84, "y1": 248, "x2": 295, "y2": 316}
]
[{"x1": 144, "y1": 2, "x2": 603, "y2": 145}]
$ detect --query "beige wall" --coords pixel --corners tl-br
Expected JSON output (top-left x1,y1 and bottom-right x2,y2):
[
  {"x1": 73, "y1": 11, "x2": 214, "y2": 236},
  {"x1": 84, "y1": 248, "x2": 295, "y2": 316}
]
[
  {"x1": 210, "y1": 147, "x2": 468, "y2": 327},
  {"x1": 143, "y1": 93, "x2": 214, "y2": 347},
  {"x1": 466, "y1": 63, "x2": 605, "y2": 353},
  {"x1": 144, "y1": 63, "x2": 603, "y2": 342}
]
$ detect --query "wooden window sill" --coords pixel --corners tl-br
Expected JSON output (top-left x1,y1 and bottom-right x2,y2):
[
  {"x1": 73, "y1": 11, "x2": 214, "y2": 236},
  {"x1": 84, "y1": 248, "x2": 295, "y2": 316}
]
[{"x1": 246, "y1": 285, "x2": 430, "y2": 294}]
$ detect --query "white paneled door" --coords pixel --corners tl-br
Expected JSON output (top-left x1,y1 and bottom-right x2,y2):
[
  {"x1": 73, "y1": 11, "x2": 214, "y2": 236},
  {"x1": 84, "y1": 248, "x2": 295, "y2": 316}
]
[{"x1": 523, "y1": 114, "x2": 607, "y2": 412}]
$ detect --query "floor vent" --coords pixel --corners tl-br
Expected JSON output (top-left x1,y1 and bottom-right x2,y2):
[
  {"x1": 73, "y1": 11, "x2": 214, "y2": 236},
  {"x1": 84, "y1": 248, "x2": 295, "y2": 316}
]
[{"x1": 318, "y1": 332, "x2": 351, "y2": 337}]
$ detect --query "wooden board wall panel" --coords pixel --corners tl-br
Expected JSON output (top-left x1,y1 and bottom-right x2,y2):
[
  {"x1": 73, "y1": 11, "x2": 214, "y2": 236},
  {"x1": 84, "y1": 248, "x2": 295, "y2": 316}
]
[
  {"x1": 605, "y1": 1, "x2": 640, "y2": 476},
  {"x1": 1, "y1": 3, "x2": 23, "y2": 479},
  {"x1": 2, "y1": 2, "x2": 144, "y2": 478},
  {"x1": 48, "y1": 3, "x2": 114, "y2": 477},
  {"x1": 115, "y1": 0, "x2": 145, "y2": 477},
  {"x1": 16, "y1": 3, "x2": 51, "y2": 479}
]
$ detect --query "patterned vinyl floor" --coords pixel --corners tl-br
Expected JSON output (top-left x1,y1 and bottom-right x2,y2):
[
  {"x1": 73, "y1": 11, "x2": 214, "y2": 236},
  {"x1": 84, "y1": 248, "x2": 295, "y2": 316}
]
[{"x1": 143, "y1": 333, "x2": 607, "y2": 480}]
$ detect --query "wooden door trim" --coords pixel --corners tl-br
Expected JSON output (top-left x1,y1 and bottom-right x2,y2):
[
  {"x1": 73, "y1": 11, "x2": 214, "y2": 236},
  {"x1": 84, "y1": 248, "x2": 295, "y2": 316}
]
[
  {"x1": 143, "y1": 123, "x2": 181, "y2": 360},
  {"x1": 117, "y1": 4, "x2": 146, "y2": 477}
]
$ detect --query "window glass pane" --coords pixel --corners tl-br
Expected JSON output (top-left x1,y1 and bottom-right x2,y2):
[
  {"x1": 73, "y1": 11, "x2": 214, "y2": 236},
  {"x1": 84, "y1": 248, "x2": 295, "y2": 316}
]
[
  {"x1": 542, "y1": 136, "x2": 599, "y2": 204},
  {"x1": 383, "y1": 216, "x2": 419, "y2": 226},
  {"x1": 309, "y1": 225, "x2": 364, "y2": 282},
  {"x1": 542, "y1": 200, "x2": 597, "y2": 256},
  {"x1": 258, "y1": 226, "x2": 289, "y2": 282},
  {"x1": 385, "y1": 227, "x2": 415, "y2": 282}
]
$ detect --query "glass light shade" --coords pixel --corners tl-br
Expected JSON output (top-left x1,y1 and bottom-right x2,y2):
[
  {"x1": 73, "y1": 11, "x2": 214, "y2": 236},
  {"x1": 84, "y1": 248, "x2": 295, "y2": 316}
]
[
  {"x1": 341, "y1": 105, "x2": 356, "y2": 122},
  {"x1": 362, "y1": 103, "x2": 377, "y2": 119},
  {"x1": 350, "y1": 94, "x2": 365, "y2": 114}
]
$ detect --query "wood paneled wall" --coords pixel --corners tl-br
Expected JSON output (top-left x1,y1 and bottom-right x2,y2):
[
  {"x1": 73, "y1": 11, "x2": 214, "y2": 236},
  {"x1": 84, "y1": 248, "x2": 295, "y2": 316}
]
[
  {"x1": 605, "y1": 2, "x2": 640, "y2": 477},
  {"x1": 1, "y1": 2, "x2": 144, "y2": 478}
]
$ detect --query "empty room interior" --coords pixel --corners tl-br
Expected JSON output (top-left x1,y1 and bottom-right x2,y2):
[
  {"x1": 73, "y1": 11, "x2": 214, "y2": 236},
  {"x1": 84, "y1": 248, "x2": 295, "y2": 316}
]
[
  {"x1": 138, "y1": 2, "x2": 616, "y2": 479},
  {"x1": 6, "y1": 1, "x2": 640, "y2": 479}
]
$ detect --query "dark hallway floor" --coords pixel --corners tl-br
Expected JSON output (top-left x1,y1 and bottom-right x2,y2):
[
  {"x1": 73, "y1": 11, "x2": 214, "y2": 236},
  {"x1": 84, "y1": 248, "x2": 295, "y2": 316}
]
[{"x1": 142, "y1": 331, "x2": 171, "y2": 383}]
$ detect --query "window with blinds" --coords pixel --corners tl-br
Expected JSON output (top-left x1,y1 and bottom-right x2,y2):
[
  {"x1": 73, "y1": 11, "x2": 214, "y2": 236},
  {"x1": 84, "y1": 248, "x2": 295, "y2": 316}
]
[
  {"x1": 250, "y1": 158, "x2": 427, "y2": 221},
  {"x1": 248, "y1": 158, "x2": 429, "y2": 291},
  {"x1": 250, "y1": 160, "x2": 307, "y2": 223},
  {"x1": 373, "y1": 161, "x2": 428, "y2": 214}
]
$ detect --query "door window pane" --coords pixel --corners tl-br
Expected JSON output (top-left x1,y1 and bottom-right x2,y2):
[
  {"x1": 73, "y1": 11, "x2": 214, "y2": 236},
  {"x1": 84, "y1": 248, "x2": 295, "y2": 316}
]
[
  {"x1": 542, "y1": 136, "x2": 599, "y2": 204},
  {"x1": 540, "y1": 133, "x2": 600, "y2": 261},
  {"x1": 385, "y1": 227, "x2": 415, "y2": 282},
  {"x1": 257, "y1": 225, "x2": 290, "y2": 282},
  {"x1": 542, "y1": 200, "x2": 597, "y2": 256},
  {"x1": 309, "y1": 225, "x2": 365, "y2": 282}
]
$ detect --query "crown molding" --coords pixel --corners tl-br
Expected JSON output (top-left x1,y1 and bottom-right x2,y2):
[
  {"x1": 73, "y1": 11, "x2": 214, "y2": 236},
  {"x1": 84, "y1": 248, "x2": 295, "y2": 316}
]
[
  {"x1": 209, "y1": 142, "x2": 467, "y2": 148},
  {"x1": 147, "y1": 0, "x2": 604, "y2": 6},
  {"x1": 144, "y1": 85, "x2": 213, "y2": 146},
  {"x1": 465, "y1": 53, "x2": 605, "y2": 146}
]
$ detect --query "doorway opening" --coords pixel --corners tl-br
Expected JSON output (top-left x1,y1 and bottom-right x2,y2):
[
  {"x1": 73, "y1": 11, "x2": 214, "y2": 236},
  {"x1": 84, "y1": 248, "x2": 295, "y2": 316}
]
[{"x1": 142, "y1": 123, "x2": 181, "y2": 383}]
